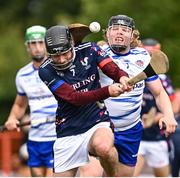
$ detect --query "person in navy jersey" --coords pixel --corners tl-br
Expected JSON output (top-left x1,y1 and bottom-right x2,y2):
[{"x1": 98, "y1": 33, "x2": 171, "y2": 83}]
[
  {"x1": 39, "y1": 25, "x2": 131, "y2": 177},
  {"x1": 133, "y1": 38, "x2": 177, "y2": 177}
]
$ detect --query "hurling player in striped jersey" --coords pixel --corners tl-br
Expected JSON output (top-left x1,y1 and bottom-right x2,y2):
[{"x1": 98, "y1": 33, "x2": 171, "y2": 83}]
[{"x1": 98, "y1": 15, "x2": 177, "y2": 176}]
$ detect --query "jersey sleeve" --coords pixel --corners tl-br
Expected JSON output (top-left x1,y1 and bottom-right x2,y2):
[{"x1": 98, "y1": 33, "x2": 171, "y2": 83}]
[
  {"x1": 145, "y1": 75, "x2": 159, "y2": 82},
  {"x1": 39, "y1": 64, "x2": 110, "y2": 106},
  {"x1": 90, "y1": 43, "x2": 111, "y2": 66},
  {"x1": 15, "y1": 73, "x2": 26, "y2": 96},
  {"x1": 38, "y1": 66, "x2": 65, "y2": 93},
  {"x1": 91, "y1": 43, "x2": 128, "y2": 82}
]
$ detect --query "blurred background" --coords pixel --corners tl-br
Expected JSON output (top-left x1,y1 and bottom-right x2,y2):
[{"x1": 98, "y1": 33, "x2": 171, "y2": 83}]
[{"x1": 1, "y1": 0, "x2": 180, "y2": 124}]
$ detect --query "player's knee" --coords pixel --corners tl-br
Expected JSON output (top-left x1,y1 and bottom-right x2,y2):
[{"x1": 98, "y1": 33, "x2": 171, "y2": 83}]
[{"x1": 94, "y1": 142, "x2": 112, "y2": 158}]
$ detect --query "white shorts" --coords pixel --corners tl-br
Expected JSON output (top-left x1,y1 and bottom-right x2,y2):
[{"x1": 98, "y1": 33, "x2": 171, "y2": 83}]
[
  {"x1": 53, "y1": 122, "x2": 111, "y2": 173},
  {"x1": 138, "y1": 140, "x2": 169, "y2": 168}
]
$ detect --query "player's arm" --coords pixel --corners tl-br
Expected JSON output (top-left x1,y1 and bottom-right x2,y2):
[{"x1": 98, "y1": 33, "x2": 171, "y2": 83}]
[
  {"x1": 99, "y1": 59, "x2": 129, "y2": 82},
  {"x1": 5, "y1": 95, "x2": 28, "y2": 131},
  {"x1": 39, "y1": 67, "x2": 124, "y2": 106},
  {"x1": 92, "y1": 43, "x2": 129, "y2": 82},
  {"x1": 54, "y1": 82, "x2": 124, "y2": 105},
  {"x1": 93, "y1": 44, "x2": 131, "y2": 91},
  {"x1": 147, "y1": 78, "x2": 177, "y2": 134},
  {"x1": 172, "y1": 90, "x2": 180, "y2": 114},
  {"x1": 100, "y1": 60, "x2": 132, "y2": 91}
]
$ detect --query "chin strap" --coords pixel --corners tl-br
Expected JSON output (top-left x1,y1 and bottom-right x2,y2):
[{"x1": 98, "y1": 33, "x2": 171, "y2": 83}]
[
  {"x1": 51, "y1": 61, "x2": 73, "y2": 71},
  {"x1": 51, "y1": 48, "x2": 76, "y2": 71},
  {"x1": 110, "y1": 45, "x2": 127, "y2": 54},
  {"x1": 32, "y1": 55, "x2": 45, "y2": 62}
]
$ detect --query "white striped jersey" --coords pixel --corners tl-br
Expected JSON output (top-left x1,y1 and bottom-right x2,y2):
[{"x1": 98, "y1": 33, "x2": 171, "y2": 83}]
[
  {"x1": 16, "y1": 62, "x2": 57, "y2": 141},
  {"x1": 99, "y1": 45, "x2": 151, "y2": 131}
]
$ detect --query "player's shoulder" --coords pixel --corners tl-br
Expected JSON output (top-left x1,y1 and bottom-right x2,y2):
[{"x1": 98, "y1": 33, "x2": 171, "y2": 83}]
[
  {"x1": 75, "y1": 41, "x2": 104, "y2": 52},
  {"x1": 16, "y1": 62, "x2": 34, "y2": 77},
  {"x1": 75, "y1": 42, "x2": 93, "y2": 51},
  {"x1": 40, "y1": 58, "x2": 52, "y2": 69},
  {"x1": 130, "y1": 47, "x2": 150, "y2": 56},
  {"x1": 38, "y1": 58, "x2": 53, "y2": 78},
  {"x1": 100, "y1": 43, "x2": 110, "y2": 51}
]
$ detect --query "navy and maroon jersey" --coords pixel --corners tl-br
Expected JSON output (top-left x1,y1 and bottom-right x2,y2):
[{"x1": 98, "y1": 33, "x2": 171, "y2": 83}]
[
  {"x1": 39, "y1": 42, "x2": 126, "y2": 137},
  {"x1": 141, "y1": 74, "x2": 175, "y2": 141}
]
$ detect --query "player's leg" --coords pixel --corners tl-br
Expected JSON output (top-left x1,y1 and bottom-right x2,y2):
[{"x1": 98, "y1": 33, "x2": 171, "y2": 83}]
[
  {"x1": 45, "y1": 168, "x2": 54, "y2": 177},
  {"x1": 146, "y1": 141, "x2": 170, "y2": 177},
  {"x1": 27, "y1": 140, "x2": 54, "y2": 177},
  {"x1": 53, "y1": 135, "x2": 90, "y2": 177},
  {"x1": 114, "y1": 121, "x2": 143, "y2": 177},
  {"x1": 88, "y1": 122, "x2": 120, "y2": 176},
  {"x1": 153, "y1": 165, "x2": 170, "y2": 177},
  {"x1": 133, "y1": 155, "x2": 145, "y2": 176},
  {"x1": 53, "y1": 168, "x2": 78, "y2": 177},
  {"x1": 40, "y1": 140, "x2": 55, "y2": 177},
  {"x1": 133, "y1": 140, "x2": 147, "y2": 176},
  {"x1": 79, "y1": 156, "x2": 103, "y2": 177},
  {"x1": 30, "y1": 167, "x2": 45, "y2": 177},
  {"x1": 27, "y1": 140, "x2": 45, "y2": 176}
]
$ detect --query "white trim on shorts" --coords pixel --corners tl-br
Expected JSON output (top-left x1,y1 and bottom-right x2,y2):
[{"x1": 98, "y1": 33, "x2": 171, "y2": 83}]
[
  {"x1": 53, "y1": 122, "x2": 111, "y2": 173},
  {"x1": 138, "y1": 140, "x2": 169, "y2": 168}
]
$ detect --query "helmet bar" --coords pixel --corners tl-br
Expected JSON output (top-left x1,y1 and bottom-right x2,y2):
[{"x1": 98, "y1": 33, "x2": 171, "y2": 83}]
[
  {"x1": 108, "y1": 15, "x2": 135, "y2": 29},
  {"x1": 45, "y1": 25, "x2": 72, "y2": 55},
  {"x1": 48, "y1": 47, "x2": 72, "y2": 56}
]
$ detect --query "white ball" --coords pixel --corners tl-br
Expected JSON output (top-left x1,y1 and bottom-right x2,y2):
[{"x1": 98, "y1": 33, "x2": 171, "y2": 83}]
[{"x1": 89, "y1": 22, "x2": 101, "y2": 33}]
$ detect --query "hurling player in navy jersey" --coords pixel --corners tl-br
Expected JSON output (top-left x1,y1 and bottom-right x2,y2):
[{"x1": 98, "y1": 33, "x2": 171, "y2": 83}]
[{"x1": 38, "y1": 25, "x2": 131, "y2": 177}]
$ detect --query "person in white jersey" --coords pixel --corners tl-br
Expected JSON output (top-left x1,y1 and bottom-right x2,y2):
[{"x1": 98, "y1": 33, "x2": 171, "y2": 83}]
[
  {"x1": 98, "y1": 14, "x2": 177, "y2": 176},
  {"x1": 5, "y1": 25, "x2": 57, "y2": 177}
]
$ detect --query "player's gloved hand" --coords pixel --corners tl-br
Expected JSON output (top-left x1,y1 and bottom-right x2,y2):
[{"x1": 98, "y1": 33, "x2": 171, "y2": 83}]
[
  {"x1": 108, "y1": 83, "x2": 125, "y2": 97},
  {"x1": 5, "y1": 117, "x2": 20, "y2": 132},
  {"x1": 119, "y1": 76, "x2": 133, "y2": 92}
]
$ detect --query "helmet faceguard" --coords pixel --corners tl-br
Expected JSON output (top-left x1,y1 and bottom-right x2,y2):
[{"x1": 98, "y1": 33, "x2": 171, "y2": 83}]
[
  {"x1": 51, "y1": 48, "x2": 76, "y2": 71},
  {"x1": 25, "y1": 25, "x2": 46, "y2": 62},
  {"x1": 107, "y1": 15, "x2": 135, "y2": 54},
  {"x1": 45, "y1": 25, "x2": 75, "y2": 70}
]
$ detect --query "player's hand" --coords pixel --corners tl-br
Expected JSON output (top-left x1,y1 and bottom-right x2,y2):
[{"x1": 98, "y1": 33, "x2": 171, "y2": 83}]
[
  {"x1": 159, "y1": 116, "x2": 177, "y2": 137},
  {"x1": 108, "y1": 83, "x2": 125, "y2": 97},
  {"x1": 119, "y1": 76, "x2": 133, "y2": 92},
  {"x1": 5, "y1": 117, "x2": 20, "y2": 132}
]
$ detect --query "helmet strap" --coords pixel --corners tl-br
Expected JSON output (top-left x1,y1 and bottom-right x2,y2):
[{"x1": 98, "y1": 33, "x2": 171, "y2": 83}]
[
  {"x1": 51, "y1": 48, "x2": 76, "y2": 71},
  {"x1": 32, "y1": 55, "x2": 45, "y2": 62}
]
